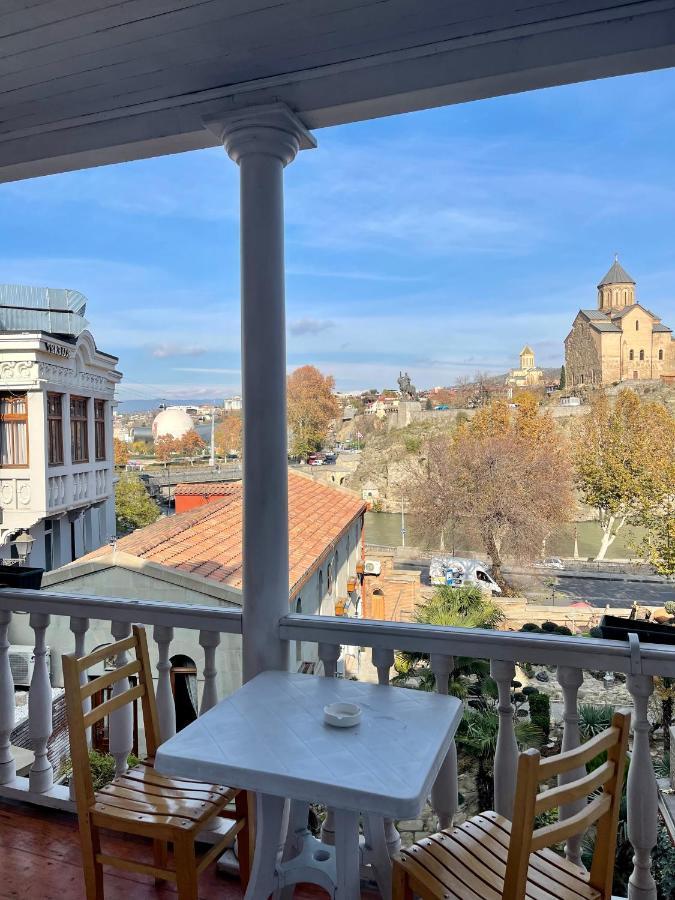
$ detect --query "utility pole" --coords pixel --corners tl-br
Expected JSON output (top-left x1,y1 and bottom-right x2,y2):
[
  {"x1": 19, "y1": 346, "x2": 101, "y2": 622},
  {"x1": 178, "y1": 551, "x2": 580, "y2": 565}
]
[
  {"x1": 400, "y1": 495, "x2": 406, "y2": 548},
  {"x1": 209, "y1": 405, "x2": 215, "y2": 466}
]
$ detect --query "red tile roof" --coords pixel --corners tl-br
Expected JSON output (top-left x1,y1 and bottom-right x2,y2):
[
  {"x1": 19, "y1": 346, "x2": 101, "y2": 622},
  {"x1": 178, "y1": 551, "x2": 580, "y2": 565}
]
[
  {"x1": 173, "y1": 483, "x2": 240, "y2": 497},
  {"x1": 92, "y1": 473, "x2": 365, "y2": 595}
]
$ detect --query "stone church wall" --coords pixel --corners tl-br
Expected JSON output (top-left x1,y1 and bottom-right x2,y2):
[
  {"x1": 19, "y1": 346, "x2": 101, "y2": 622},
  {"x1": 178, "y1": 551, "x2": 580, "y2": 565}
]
[{"x1": 565, "y1": 318, "x2": 602, "y2": 387}]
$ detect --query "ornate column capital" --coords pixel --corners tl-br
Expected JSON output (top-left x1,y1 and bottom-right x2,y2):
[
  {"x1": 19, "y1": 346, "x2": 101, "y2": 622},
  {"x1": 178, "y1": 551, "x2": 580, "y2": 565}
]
[{"x1": 204, "y1": 102, "x2": 317, "y2": 166}]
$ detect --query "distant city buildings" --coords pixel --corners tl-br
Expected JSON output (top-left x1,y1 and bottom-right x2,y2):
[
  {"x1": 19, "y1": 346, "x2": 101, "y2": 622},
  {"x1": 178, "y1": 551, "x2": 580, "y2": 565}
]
[
  {"x1": 565, "y1": 257, "x2": 674, "y2": 387},
  {"x1": 0, "y1": 285, "x2": 121, "y2": 569},
  {"x1": 223, "y1": 396, "x2": 242, "y2": 412}
]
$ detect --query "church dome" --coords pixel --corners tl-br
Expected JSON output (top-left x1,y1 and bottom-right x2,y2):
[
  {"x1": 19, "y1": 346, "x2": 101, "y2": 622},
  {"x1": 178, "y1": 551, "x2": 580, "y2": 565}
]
[
  {"x1": 152, "y1": 407, "x2": 194, "y2": 440},
  {"x1": 597, "y1": 256, "x2": 636, "y2": 311},
  {"x1": 598, "y1": 257, "x2": 635, "y2": 287}
]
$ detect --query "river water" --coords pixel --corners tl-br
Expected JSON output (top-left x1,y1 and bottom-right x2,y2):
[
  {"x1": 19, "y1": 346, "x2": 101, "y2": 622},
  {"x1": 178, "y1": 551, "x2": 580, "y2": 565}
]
[{"x1": 364, "y1": 512, "x2": 642, "y2": 560}]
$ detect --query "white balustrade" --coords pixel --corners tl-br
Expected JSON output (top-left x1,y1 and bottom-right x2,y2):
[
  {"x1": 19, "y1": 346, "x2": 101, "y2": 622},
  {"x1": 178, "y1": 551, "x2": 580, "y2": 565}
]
[
  {"x1": 108, "y1": 621, "x2": 133, "y2": 775},
  {"x1": 68, "y1": 616, "x2": 91, "y2": 801},
  {"x1": 28, "y1": 613, "x2": 53, "y2": 792},
  {"x1": 154, "y1": 625, "x2": 176, "y2": 742},
  {"x1": 430, "y1": 653, "x2": 458, "y2": 830},
  {"x1": 557, "y1": 665, "x2": 585, "y2": 868},
  {"x1": 627, "y1": 673, "x2": 658, "y2": 900},
  {"x1": 198, "y1": 630, "x2": 220, "y2": 715},
  {"x1": 372, "y1": 647, "x2": 394, "y2": 685},
  {"x1": 490, "y1": 658, "x2": 518, "y2": 820},
  {"x1": 0, "y1": 611, "x2": 15, "y2": 784}
]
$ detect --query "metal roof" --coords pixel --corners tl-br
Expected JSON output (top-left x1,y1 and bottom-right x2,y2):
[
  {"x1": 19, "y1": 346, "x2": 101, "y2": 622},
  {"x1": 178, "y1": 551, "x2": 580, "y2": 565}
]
[
  {"x1": 581, "y1": 309, "x2": 610, "y2": 321},
  {"x1": 590, "y1": 321, "x2": 621, "y2": 333},
  {"x1": 653, "y1": 323, "x2": 673, "y2": 332},
  {"x1": 598, "y1": 258, "x2": 635, "y2": 286},
  {"x1": 0, "y1": 284, "x2": 89, "y2": 337}
]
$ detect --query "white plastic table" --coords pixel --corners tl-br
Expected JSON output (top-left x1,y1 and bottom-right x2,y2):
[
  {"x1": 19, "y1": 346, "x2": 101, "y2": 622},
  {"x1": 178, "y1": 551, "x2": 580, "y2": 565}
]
[{"x1": 155, "y1": 671, "x2": 462, "y2": 899}]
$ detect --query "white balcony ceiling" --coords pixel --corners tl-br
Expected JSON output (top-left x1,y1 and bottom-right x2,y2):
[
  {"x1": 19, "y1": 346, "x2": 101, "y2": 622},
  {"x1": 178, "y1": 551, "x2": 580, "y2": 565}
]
[{"x1": 1, "y1": 0, "x2": 675, "y2": 181}]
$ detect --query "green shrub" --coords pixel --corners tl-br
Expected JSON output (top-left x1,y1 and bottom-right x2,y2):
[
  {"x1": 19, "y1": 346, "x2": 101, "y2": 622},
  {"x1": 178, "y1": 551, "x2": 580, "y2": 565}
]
[
  {"x1": 60, "y1": 750, "x2": 140, "y2": 791},
  {"x1": 554, "y1": 625, "x2": 573, "y2": 636},
  {"x1": 528, "y1": 691, "x2": 551, "y2": 739},
  {"x1": 403, "y1": 435, "x2": 422, "y2": 453},
  {"x1": 540, "y1": 621, "x2": 557, "y2": 633},
  {"x1": 520, "y1": 623, "x2": 541, "y2": 633},
  {"x1": 589, "y1": 626, "x2": 604, "y2": 638},
  {"x1": 665, "y1": 601, "x2": 675, "y2": 615}
]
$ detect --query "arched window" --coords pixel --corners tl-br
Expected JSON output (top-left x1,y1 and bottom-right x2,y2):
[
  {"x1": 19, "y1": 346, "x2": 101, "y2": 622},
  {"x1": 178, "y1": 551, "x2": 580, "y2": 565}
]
[
  {"x1": 629, "y1": 350, "x2": 634, "y2": 361},
  {"x1": 659, "y1": 349, "x2": 664, "y2": 361},
  {"x1": 326, "y1": 562, "x2": 332, "y2": 595},
  {"x1": 334, "y1": 550, "x2": 339, "y2": 597},
  {"x1": 639, "y1": 349, "x2": 645, "y2": 361},
  {"x1": 635, "y1": 320, "x2": 639, "y2": 331},
  {"x1": 170, "y1": 654, "x2": 198, "y2": 731},
  {"x1": 318, "y1": 569, "x2": 323, "y2": 605},
  {"x1": 295, "y1": 597, "x2": 303, "y2": 662},
  {"x1": 624, "y1": 290, "x2": 628, "y2": 303},
  {"x1": 295, "y1": 597, "x2": 302, "y2": 614}
]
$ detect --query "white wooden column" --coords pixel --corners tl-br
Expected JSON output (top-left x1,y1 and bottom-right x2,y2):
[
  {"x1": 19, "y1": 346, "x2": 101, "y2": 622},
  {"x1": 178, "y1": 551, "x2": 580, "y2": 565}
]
[
  {"x1": 28, "y1": 612, "x2": 53, "y2": 792},
  {"x1": 627, "y1": 673, "x2": 658, "y2": 900},
  {"x1": 0, "y1": 610, "x2": 15, "y2": 784},
  {"x1": 209, "y1": 104, "x2": 316, "y2": 683},
  {"x1": 430, "y1": 653, "x2": 458, "y2": 830},
  {"x1": 69, "y1": 616, "x2": 91, "y2": 801},
  {"x1": 490, "y1": 658, "x2": 518, "y2": 819},
  {"x1": 557, "y1": 665, "x2": 585, "y2": 868}
]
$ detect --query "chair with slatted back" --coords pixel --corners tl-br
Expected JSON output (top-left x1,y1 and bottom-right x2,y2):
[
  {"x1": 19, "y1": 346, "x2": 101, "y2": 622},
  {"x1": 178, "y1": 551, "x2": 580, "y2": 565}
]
[
  {"x1": 393, "y1": 711, "x2": 630, "y2": 900},
  {"x1": 62, "y1": 624, "x2": 253, "y2": 900}
]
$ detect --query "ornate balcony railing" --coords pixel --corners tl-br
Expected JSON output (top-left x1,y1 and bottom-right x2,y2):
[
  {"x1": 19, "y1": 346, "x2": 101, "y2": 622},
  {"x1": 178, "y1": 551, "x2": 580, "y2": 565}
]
[{"x1": 0, "y1": 589, "x2": 670, "y2": 899}]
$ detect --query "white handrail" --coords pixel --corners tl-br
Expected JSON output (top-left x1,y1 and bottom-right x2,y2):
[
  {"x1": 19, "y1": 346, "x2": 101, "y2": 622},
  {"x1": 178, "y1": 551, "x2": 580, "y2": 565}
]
[
  {"x1": 0, "y1": 589, "x2": 242, "y2": 635},
  {"x1": 279, "y1": 613, "x2": 675, "y2": 676}
]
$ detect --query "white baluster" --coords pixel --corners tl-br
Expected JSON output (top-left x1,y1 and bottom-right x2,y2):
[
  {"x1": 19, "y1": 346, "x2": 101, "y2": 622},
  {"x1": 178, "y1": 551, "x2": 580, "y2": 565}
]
[
  {"x1": 627, "y1": 674, "x2": 658, "y2": 900},
  {"x1": 199, "y1": 630, "x2": 220, "y2": 715},
  {"x1": 318, "y1": 642, "x2": 341, "y2": 846},
  {"x1": 318, "y1": 642, "x2": 340, "y2": 679},
  {"x1": 490, "y1": 658, "x2": 518, "y2": 819},
  {"x1": 29, "y1": 612, "x2": 53, "y2": 792},
  {"x1": 372, "y1": 647, "x2": 394, "y2": 685},
  {"x1": 154, "y1": 625, "x2": 176, "y2": 741},
  {"x1": 0, "y1": 611, "x2": 16, "y2": 784},
  {"x1": 108, "y1": 621, "x2": 133, "y2": 775},
  {"x1": 430, "y1": 653, "x2": 458, "y2": 830},
  {"x1": 557, "y1": 666, "x2": 585, "y2": 868}
]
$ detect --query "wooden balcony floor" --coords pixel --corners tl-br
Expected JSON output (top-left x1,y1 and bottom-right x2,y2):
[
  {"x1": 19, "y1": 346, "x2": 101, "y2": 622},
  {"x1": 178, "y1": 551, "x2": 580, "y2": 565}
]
[{"x1": 0, "y1": 799, "x2": 378, "y2": 899}]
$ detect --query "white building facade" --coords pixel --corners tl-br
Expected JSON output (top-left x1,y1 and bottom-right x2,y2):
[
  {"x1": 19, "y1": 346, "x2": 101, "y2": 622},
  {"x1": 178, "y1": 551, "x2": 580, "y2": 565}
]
[{"x1": 0, "y1": 286, "x2": 122, "y2": 570}]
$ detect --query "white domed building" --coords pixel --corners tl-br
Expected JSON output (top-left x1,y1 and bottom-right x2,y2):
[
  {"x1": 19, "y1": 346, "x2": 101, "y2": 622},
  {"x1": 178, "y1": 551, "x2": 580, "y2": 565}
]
[{"x1": 152, "y1": 406, "x2": 194, "y2": 440}]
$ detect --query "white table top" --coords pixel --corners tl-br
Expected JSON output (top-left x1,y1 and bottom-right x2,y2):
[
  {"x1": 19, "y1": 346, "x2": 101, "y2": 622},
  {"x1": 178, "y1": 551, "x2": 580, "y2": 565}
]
[{"x1": 155, "y1": 671, "x2": 462, "y2": 818}]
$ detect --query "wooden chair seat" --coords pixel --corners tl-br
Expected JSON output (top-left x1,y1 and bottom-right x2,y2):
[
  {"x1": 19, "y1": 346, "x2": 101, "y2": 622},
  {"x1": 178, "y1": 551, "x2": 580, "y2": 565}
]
[
  {"x1": 94, "y1": 761, "x2": 240, "y2": 837},
  {"x1": 397, "y1": 811, "x2": 600, "y2": 900}
]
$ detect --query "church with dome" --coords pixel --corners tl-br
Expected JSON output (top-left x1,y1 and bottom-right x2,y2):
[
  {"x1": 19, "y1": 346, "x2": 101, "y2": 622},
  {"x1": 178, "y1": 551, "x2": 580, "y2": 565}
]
[{"x1": 564, "y1": 257, "x2": 674, "y2": 388}]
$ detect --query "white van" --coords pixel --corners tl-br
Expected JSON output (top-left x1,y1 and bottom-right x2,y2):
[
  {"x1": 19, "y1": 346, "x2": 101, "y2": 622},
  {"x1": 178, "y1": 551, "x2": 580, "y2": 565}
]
[{"x1": 429, "y1": 556, "x2": 502, "y2": 595}]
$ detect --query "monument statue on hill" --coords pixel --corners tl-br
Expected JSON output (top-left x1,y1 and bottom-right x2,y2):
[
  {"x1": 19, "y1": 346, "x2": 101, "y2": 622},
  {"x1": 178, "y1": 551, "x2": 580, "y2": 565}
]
[{"x1": 398, "y1": 371, "x2": 418, "y2": 400}]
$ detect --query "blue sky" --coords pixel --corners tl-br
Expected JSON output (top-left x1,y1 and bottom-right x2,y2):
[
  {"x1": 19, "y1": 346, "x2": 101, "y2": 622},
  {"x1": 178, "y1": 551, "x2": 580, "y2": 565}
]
[{"x1": 2, "y1": 67, "x2": 675, "y2": 406}]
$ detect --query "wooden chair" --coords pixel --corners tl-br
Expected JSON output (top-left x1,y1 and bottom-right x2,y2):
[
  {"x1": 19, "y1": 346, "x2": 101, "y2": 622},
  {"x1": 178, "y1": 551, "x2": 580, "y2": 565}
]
[
  {"x1": 63, "y1": 624, "x2": 253, "y2": 900},
  {"x1": 393, "y1": 711, "x2": 630, "y2": 900}
]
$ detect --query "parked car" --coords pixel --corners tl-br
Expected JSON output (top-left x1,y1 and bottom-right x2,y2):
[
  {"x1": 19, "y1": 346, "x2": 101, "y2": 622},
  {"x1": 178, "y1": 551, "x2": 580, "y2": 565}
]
[
  {"x1": 534, "y1": 557, "x2": 565, "y2": 570},
  {"x1": 429, "y1": 557, "x2": 501, "y2": 595}
]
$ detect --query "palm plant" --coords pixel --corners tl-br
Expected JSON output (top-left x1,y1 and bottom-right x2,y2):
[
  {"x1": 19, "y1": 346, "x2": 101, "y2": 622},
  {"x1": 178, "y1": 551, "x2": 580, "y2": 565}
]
[
  {"x1": 456, "y1": 708, "x2": 541, "y2": 810},
  {"x1": 393, "y1": 585, "x2": 504, "y2": 694},
  {"x1": 578, "y1": 703, "x2": 615, "y2": 740}
]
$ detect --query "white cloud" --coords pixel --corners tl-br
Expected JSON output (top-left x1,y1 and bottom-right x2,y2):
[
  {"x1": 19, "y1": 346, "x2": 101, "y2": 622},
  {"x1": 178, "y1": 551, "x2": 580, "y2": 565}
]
[
  {"x1": 151, "y1": 344, "x2": 209, "y2": 359},
  {"x1": 289, "y1": 318, "x2": 335, "y2": 336}
]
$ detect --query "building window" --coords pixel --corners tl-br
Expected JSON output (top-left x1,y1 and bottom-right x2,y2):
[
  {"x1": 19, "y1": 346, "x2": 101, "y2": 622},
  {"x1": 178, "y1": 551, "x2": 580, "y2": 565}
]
[
  {"x1": 70, "y1": 396, "x2": 89, "y2": 463},
  {"x1": 635, "y1": 320, "x2": 639, "y2": 331},
  {"x1": 639, "y1": 349, "x2": 645, "y2": 361},
  {"x1": 659, "y1": 349, "x2": 664, "y2": 361},
  {"x1": 0, "y1": 393, "x2": 29, "y2": 467},
  {"x1": 629, "y1": 349, "x2": 634, "y2": 361},
  {"x1": 94, "y1": 400, "x2": 106, "y2": 460},
  {"x1": 47, "y1": 393, "x2": 64, "y2": 465}
]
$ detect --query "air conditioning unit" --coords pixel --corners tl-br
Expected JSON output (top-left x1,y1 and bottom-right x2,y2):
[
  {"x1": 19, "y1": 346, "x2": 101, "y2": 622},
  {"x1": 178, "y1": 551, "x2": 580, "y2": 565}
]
[
  {"x1": 9, "y1": 646, "x2": 51, "y2": 687},
  {"x1": 363, "y1": 559, "x2": 381, "y2": 576}
]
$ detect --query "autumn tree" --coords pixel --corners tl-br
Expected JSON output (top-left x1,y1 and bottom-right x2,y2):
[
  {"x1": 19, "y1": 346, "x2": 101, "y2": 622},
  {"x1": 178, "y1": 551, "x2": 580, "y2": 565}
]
[
  {"x1": 115, "y1": 473, "x2": 160, "y2": 534},
  {"x1": 575, "y1": 389, "x2": 675, "y2": 566},
  {"x1": 287, "y1": 365, "x2": 340, "y2": 458},
  {"x1": 154, "y1": 434, "x2": 178, "y2": 462},
  {"x1": 113, "y1": 437, "x2": 129, "y2": 467},
  {"x1": 178, "y1": 429, "x2": 206, "y2": 458},
  {"x1": 215, "y1": 413, "x2": 243, "y2": 455},
  {"x1": 409, "y1": 399, "x2": 574, "y2": 584}
]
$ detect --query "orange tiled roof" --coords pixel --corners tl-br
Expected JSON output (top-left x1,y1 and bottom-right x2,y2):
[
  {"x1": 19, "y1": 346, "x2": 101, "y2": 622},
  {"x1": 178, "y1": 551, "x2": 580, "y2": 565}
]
[
  {"x1": 93, "y1": 473, "x2": 365, "y2": 595},
  {"x1": 173, "y1": 482, "x2": 240, "y2": 497}
]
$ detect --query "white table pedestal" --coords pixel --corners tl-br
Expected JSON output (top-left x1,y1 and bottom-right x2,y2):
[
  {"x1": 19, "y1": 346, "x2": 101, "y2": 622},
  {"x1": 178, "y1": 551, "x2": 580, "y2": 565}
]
[{"x1": 250, "y1": 796, "x2": 391, "y2": 899}]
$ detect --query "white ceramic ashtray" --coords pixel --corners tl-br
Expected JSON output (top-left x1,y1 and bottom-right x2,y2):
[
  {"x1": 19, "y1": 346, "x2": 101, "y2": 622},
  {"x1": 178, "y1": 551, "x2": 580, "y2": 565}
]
[{"x1": 324, "y1": 702, "x2": 362, "y2": 728}]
